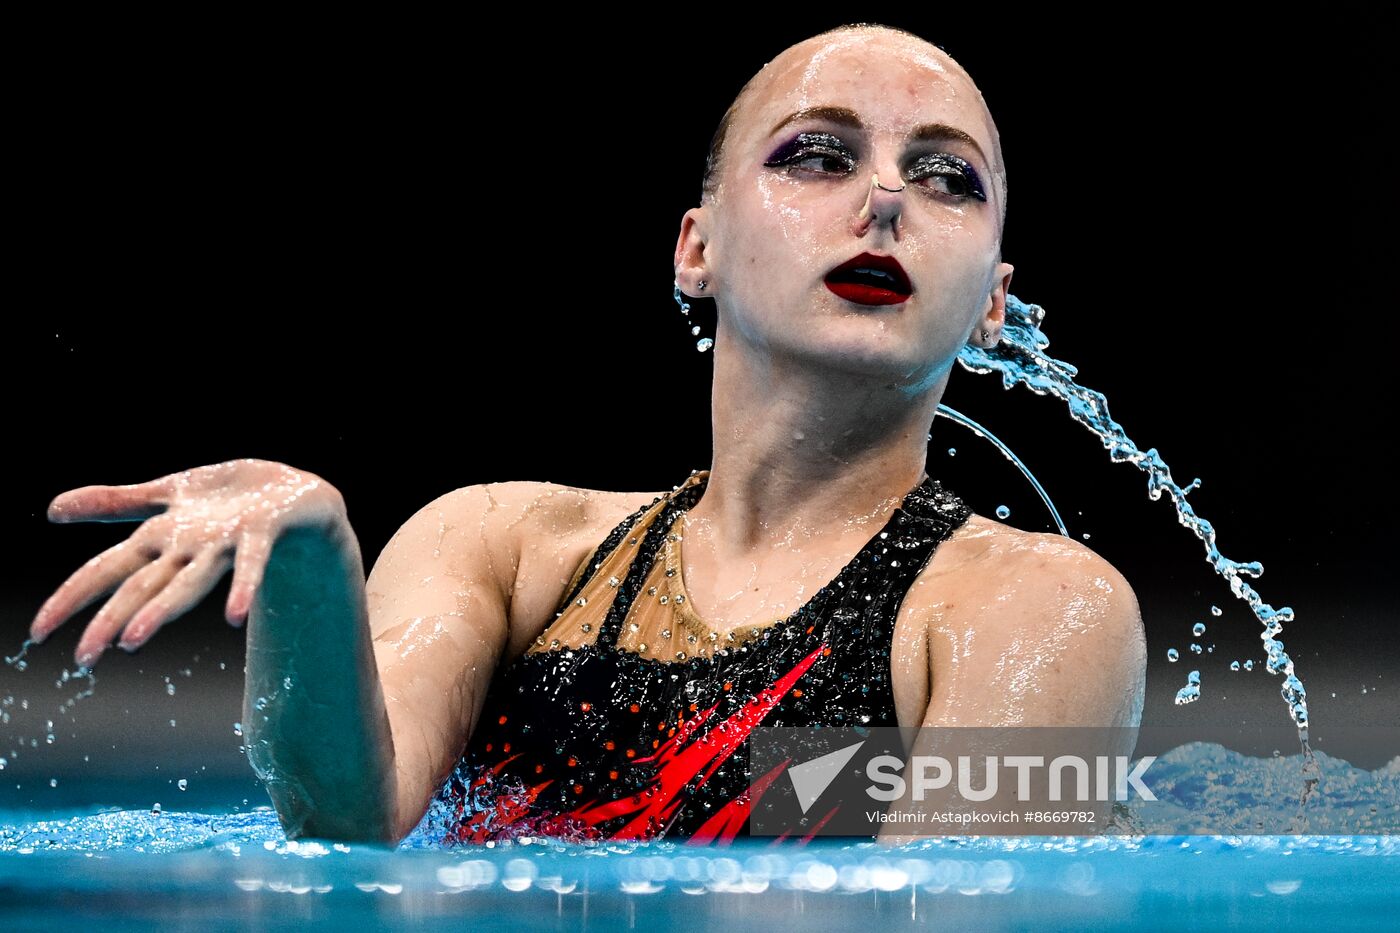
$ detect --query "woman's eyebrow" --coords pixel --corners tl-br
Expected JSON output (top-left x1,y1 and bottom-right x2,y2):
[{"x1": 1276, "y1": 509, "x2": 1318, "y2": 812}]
[
  {"x1": 767, "y1": 105, "x2": 865, "y2": 137},
  {"x1": 767, "y1": 105, "x2": 989, "y2": 169}
]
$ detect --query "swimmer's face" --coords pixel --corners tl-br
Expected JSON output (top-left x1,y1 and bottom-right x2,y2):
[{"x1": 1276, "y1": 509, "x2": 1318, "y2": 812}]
[{"x1": 676, "y1": 30, "x2": 1013, "y2": 385}]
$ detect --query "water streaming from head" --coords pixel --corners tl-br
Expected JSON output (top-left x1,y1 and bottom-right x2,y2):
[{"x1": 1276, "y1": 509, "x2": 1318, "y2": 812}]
[
  {"x1": 950, "y1": 293, "x2": 1319, "y2": 811},
  {"x1": 957, "y1": 294, "x2": 1309, "y2": 728}
]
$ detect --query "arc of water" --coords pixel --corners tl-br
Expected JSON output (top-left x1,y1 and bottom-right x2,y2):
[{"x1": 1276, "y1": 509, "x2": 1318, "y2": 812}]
[
  {"x1": 932, "y1": 404, "x2": 1068, "y2": 537},
  {"x1": 958, "y1": 295, "x2": 1311, "y2": 759}
]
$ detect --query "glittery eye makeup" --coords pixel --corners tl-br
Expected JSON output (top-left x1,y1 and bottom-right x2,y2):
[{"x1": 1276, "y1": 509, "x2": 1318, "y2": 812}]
[
  {"x1": 762, "y1": 130, "x2": 987, "y2": 202},
  {"x1": 762, "y1": 131, "x2": 856, "y2": 174},
  {"x1": 907, "y1": 153, "x2": 987, "y2": 202}
]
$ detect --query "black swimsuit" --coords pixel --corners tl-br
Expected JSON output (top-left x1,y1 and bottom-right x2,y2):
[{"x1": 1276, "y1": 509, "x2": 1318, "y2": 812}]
[{"x1": 425, "y1": 469, "x2": 971, "y2": 846}]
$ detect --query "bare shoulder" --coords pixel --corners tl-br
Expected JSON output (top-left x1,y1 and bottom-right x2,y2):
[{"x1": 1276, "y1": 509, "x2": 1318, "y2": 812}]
[
  {"x1": 375, "y1": 479, "x2": 667, "y2": 606},
  {"x1": 909, "y1": 511, "x2": 1146, "y2": 727},
  {"x1": 910, "y1": 511, "x2": 1140, "y2": 622},
  {"x1": 475, "y1": 479, "x2": 670, "y2": 550},
  {"x1": 446, "y1": 479, "x2": 669, "y2": 653},
  {"x1": 415, "y1": 479, "x2": 667, "y2": 550}
]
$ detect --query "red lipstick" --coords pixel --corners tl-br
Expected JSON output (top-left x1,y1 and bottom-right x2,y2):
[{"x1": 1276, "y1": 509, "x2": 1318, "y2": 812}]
[{"x1": 823, "y1": 251, "x2": 913, "y2": 306}]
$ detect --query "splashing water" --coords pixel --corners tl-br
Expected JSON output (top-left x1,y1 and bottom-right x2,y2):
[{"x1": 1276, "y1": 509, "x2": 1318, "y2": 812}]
[
  {"x1": 3, "y1": 639, "x2": 98, "y2": 774},
  {"x1": 1176, "y1": 670, "x2": 1202, "y2": 705},
  {"x1": 3, "y1": 639, "x2": 34, "y2": 673},
  {"x1": 672, "y1": 281, "x2": 713, "y2": 353},
  {"x1": 944, "y1": 293, "x2": 1317, "y2": 807},
  {"x1": 925, "y1": 406, "x2": 1067, "y2": 535}
]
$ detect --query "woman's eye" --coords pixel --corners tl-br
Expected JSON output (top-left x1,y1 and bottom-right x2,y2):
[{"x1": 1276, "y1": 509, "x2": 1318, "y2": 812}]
[
  {"x1": 763, "y1": 133, "x2": 856, "y2": 176},
  {"x1": 785, "y1": 150, "x2": 855, "y2": 174},
  {"x1": 908, "y1": 155, "x2": 987, "y2": 202}
]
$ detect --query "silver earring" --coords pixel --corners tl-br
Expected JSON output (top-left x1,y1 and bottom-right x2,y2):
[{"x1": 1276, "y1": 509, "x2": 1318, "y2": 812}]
[
  {"x1": 675, "y1": 278, "x2": 713, "y2": 352},
  {"x1": 983, "y1": 330, "x2": 990, "y2": 341},
  {"x1": 698, "y1": 280, "x2": 707, "y2": 291}
]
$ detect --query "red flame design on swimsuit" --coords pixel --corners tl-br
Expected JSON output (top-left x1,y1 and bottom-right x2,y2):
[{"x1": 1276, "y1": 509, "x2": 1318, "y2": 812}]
[{"x1": 445, "y1": 642, "x2": 831, "y2": 845}]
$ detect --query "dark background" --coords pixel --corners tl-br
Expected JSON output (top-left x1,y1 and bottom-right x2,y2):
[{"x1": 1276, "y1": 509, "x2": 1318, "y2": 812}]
[{"x1": 3, "y1": 12, "x2": 1393, "y2": 810}]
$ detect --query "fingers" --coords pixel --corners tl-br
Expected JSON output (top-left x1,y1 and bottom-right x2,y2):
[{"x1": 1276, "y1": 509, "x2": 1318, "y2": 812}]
[
  {"x1": 73, "y1": 556, "x2": 185, "y2": 668},
  {"x1": 48, "y1": 478, "x2": 171, "y2": 524},
  {"x1": 31, "y1": 539, "x2": 156, "y2": 645},
  {"x1": 118, "y1": 548, "x2": 235, "y2": 652},
  {"x1": 226, "y1": 529, "x2": 273, "y2": 628}
]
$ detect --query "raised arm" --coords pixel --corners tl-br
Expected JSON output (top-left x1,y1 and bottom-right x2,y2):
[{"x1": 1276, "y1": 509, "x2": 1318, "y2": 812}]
[
  {"x1": 27, "y1": 459, "x2": 537, "y2": 846},
  {"x1": 27, "y1": 459, "x2": 401, "y2": 842},
  {"x1": 241, "y1": 506, "x2": 399, "y2": 842}
]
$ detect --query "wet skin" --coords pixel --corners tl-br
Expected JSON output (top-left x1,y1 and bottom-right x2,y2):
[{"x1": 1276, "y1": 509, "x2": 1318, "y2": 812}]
[{"x1": 27, "y1": 29, "x2": 1145, "y2": 844}]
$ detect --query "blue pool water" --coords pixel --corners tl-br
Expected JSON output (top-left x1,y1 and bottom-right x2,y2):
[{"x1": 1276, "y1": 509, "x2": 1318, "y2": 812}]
[
  {"x1": 1, "y1": 810, "x2": 1395, "y2": 931},
  {"x1": 3, "y1": 743, "x2": 1397, "y2": 931}
]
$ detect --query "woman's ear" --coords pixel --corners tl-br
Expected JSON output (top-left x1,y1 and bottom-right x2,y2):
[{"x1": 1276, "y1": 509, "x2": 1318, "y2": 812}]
[
  {"x1": 978, "y1": 261, "x2": 1014, "y2": 345},
  {"x1": 674, "y1": 206, "x2": 712, "y2": 298}
]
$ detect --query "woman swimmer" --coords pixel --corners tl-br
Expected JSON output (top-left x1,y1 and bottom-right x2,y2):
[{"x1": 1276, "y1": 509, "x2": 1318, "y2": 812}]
[{"x1": 26, "y1": 23, "x2": 1146, "y2": 844}]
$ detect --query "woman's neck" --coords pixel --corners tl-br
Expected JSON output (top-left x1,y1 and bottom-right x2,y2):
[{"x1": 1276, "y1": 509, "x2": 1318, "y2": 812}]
[{"x1": 688, "y1": 344, "x2": 950, "y2": 554}]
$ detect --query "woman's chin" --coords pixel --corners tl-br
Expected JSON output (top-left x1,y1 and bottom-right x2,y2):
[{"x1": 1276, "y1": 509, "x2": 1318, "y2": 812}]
[{"x1": 784, "y1": 335, "x2": 939, "y2": 382}]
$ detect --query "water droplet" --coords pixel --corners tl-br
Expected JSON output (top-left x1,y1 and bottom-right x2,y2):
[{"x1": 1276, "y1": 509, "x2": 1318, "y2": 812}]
[
  {"x1": 947, "y1": 448, "x2": 956, "y2": 456},
  {"x1": 178, "y1": 779, "x2": 188, "y2": 791},
  {"x1": 49, "y1": 778, "x2": 57, "y2": 788},
  {"x1": 1190, "y1": 644, "x2": 1202, "y2": 654},
  {"x1": 166, "y1": 683, "x2": 176, "y2": 696},
  {"x1": 1230, "y1": 661, "x2": 1240, "y2": 671},
  {"x1": 1192, "y1": 622, "x2": 1206, "y2": 637},
  {"x1": 1174, "y1": 670, "x2": 1202, "y2": 705},
  {"x1": 1210, "y1": 605, "x2": 1222, "y2": 617},
  {"x1": 151, "y1": 802, "x2": 162, "y2": 815},
  {"x1": 696, "y1": 337, "x2": 714, "y2": 352},
  {"x1": 995, "y1": 505, "x2": 1010, "y2": 519},
  {"x1": 233, "y1": 722, "x2": 243, "y2": 736},
  {"x1": 1167, "y1": 648, "x2": 1179, "y2": 662}
]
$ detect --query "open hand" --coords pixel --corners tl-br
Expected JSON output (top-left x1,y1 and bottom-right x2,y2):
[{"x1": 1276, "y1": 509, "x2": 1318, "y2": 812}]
[{"x1": 29, "y1": 458, "x2": 346, "y2": 668}]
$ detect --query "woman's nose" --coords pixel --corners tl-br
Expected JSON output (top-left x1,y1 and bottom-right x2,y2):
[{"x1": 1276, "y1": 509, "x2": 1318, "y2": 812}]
[{"x1": 855, "y1": 172, "x2": 904, "y2": 239}]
